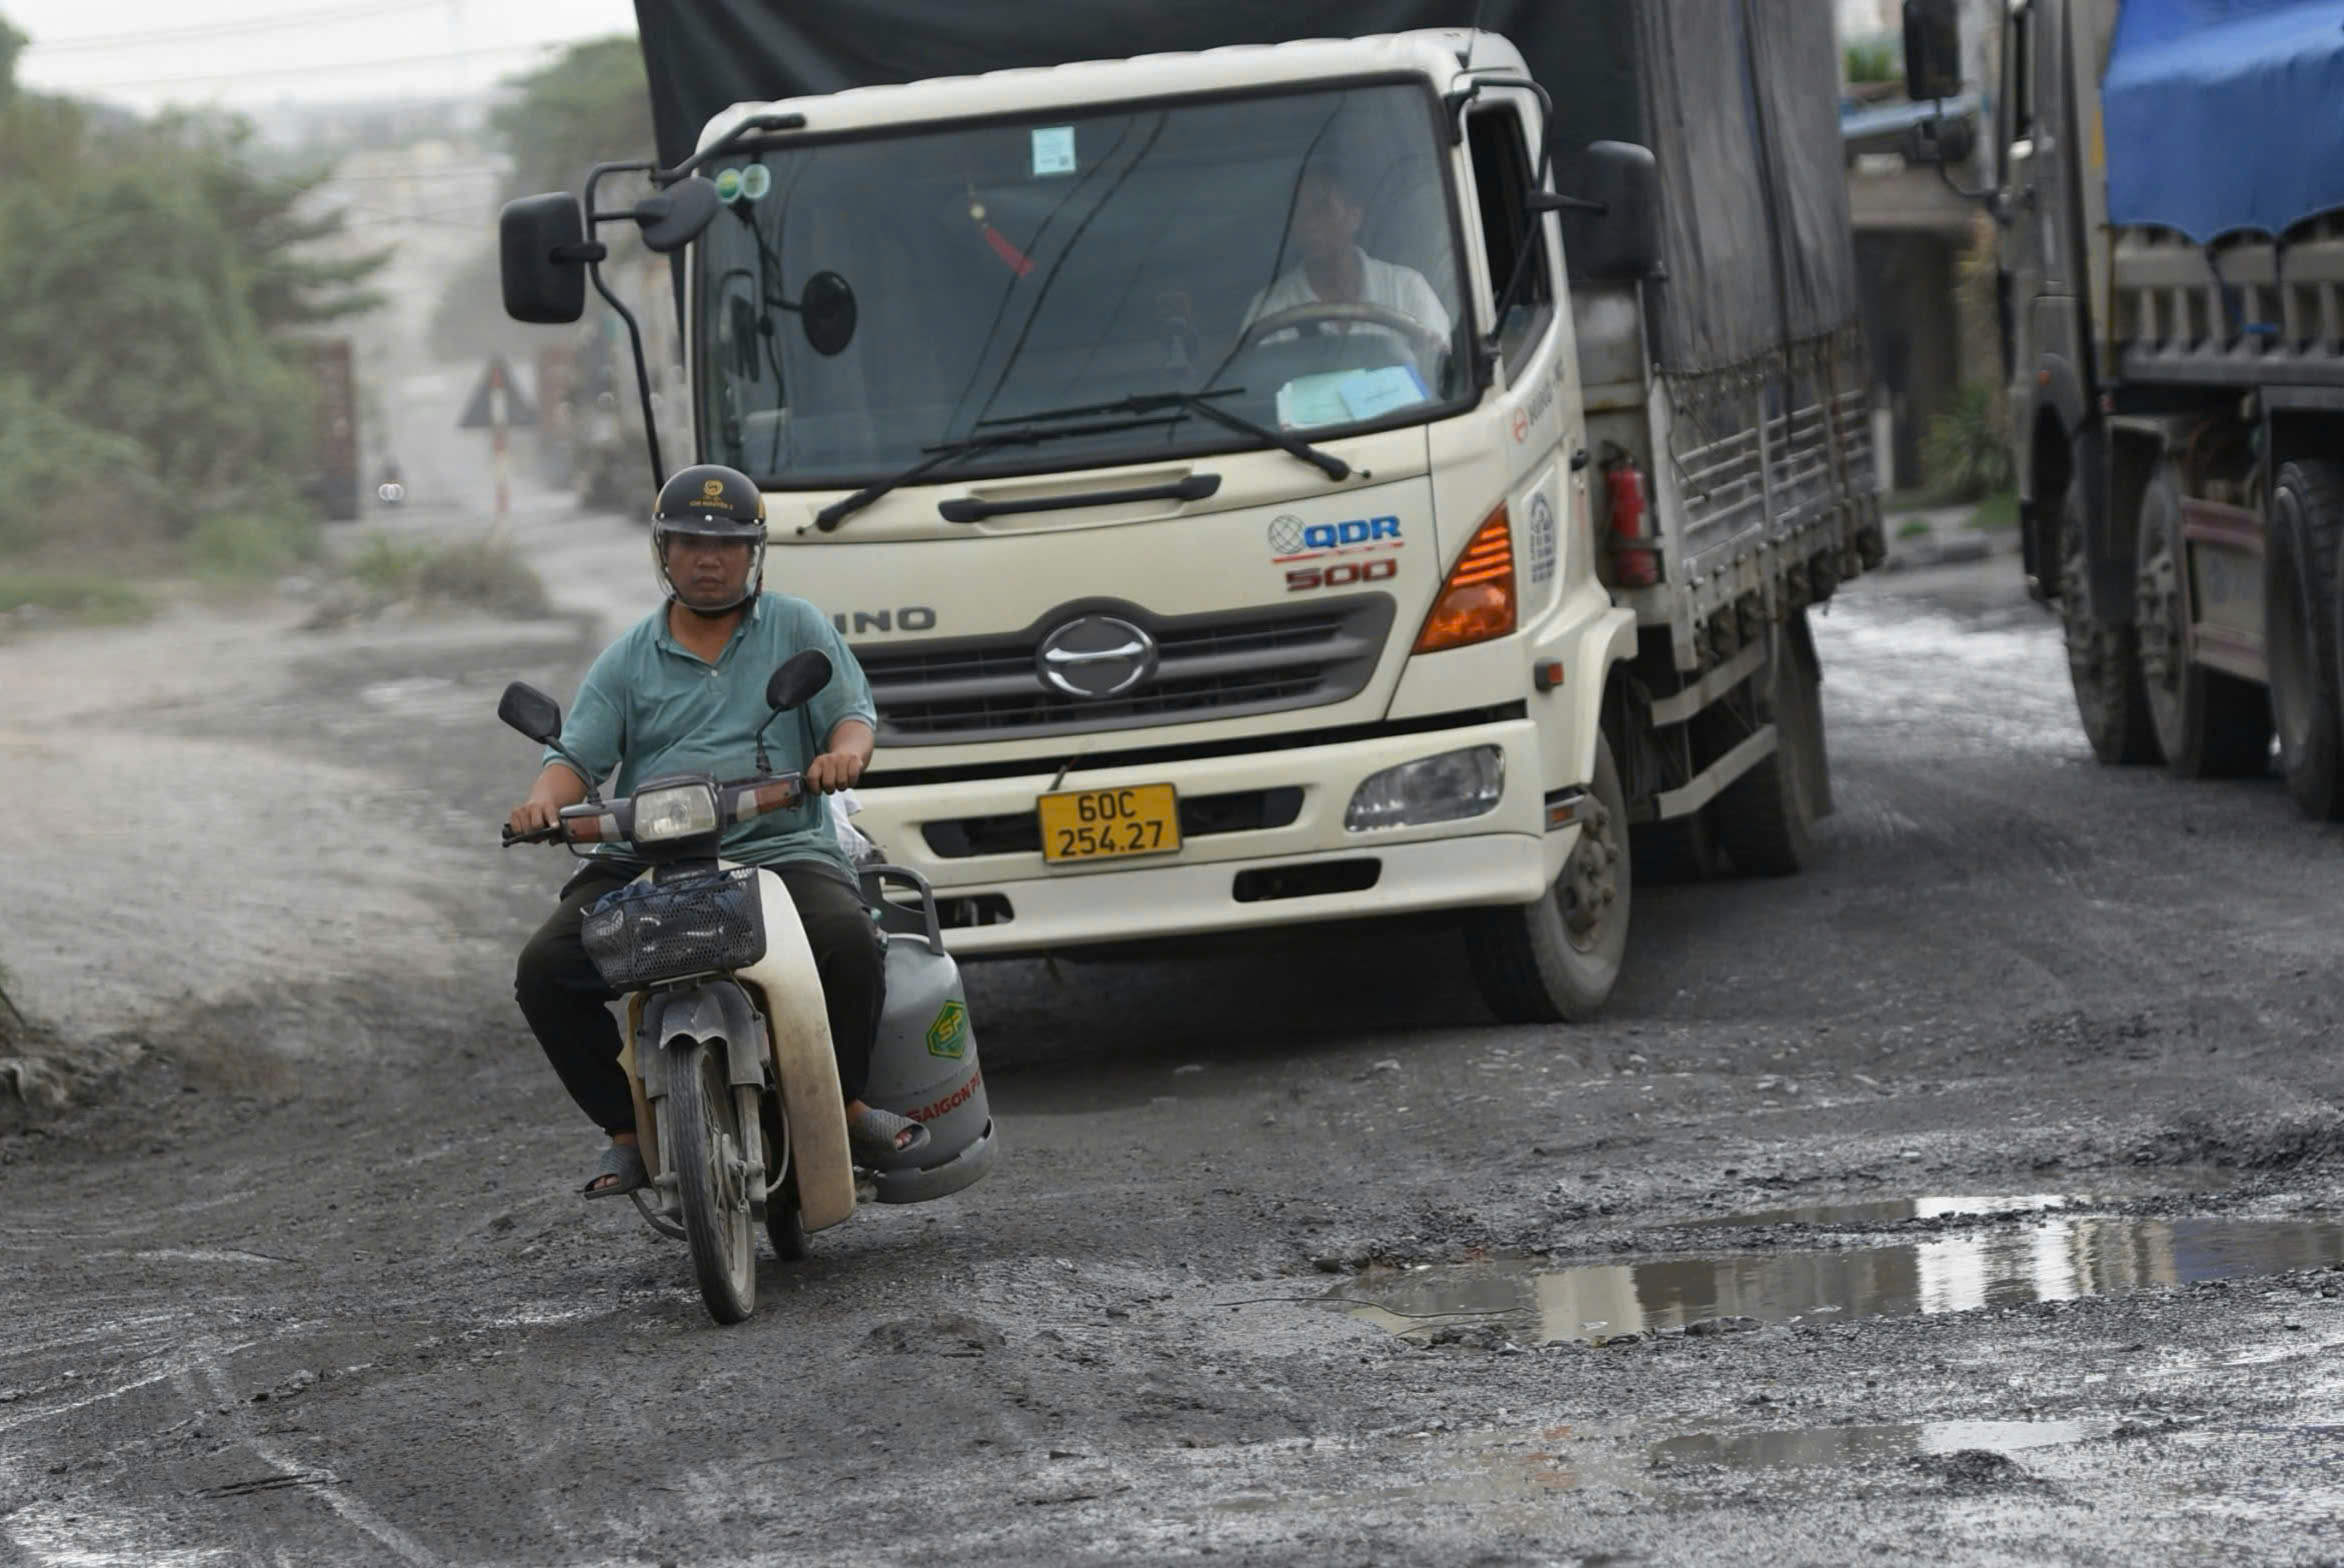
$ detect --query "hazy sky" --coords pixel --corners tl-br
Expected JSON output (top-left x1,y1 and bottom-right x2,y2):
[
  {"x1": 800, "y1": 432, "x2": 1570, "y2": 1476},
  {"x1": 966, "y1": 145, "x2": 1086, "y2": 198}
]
[{"x1": 8, "y1": 0, "x2": 640, "y2": 115}]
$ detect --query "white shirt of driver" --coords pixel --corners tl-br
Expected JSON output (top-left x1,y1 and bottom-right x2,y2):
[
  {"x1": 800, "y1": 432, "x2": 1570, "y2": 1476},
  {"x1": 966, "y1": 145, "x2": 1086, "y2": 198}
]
[{"x1": 1244, "y1": 246, "x2": 1453, "y2": 345}]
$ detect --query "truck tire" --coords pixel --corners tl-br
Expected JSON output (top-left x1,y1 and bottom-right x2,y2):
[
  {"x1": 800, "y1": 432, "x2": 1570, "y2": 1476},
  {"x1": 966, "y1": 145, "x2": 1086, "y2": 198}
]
[
  {"x1": 2059, "y1": 468, "x2": 2159, "y2": 765},
  {"x1": 1630, "y1": 813, "x2": 1717, "y2": 884},
  {"x1": 1711, "y1": 621, "x2": 1820, "y2": 877},
  {"x1": 2268, "y1": 460, "x2": 2344, "y2": 818},
  {"x1": 1467, "y1": 730, "x2": 1629, "y2": 1023},
  {"x1": 2134, "y1": 470, "x2": 2272, "y2": 778}
]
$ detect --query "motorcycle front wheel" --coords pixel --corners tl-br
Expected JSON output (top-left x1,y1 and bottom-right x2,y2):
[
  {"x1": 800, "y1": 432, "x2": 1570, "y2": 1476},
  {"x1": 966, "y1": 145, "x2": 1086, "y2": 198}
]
[{"x1": 669, "y1": 1038, "x2": 757, "y2": 1324}]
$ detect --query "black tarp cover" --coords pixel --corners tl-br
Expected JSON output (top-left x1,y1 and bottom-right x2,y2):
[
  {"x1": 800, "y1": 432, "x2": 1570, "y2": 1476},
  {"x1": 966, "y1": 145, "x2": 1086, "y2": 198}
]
[{"x1": 630, "y1": 0, "x2": 1858, "y2": 374}]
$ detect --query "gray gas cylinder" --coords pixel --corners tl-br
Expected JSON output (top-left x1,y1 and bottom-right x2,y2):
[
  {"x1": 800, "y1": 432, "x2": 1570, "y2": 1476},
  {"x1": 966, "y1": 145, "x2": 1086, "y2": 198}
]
[{"x1": 855, "y1": 866, "x2": 996, "y2": 1203}]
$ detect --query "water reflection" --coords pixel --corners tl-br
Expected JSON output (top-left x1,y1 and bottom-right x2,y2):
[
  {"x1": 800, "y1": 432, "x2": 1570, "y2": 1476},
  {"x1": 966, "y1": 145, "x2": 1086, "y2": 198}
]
[{"x1": 1339, "y1": 1217, "x2": 2344, "y2": 1342}]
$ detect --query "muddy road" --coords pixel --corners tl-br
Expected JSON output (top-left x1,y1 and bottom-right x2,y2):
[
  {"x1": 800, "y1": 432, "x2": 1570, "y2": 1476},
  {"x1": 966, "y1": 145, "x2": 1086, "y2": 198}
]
[{"x1": 4, "y1": 499, "x2": 2343, "y2": 1567}]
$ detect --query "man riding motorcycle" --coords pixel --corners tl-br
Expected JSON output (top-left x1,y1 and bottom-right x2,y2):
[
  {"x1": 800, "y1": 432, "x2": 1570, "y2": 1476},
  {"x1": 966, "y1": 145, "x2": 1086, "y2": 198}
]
[{"x1": 508, "y1": 462, "x2": 926, "y2": 1198}]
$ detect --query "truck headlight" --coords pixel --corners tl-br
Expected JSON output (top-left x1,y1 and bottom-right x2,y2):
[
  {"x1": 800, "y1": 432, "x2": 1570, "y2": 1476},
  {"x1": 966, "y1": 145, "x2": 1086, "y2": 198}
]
[
  {"x1": 634, "y1": 782, "x2": 720, "y2": 843},
  {"x1": 1344, "y1": 745, "x2": 1506, "y2": 832}
]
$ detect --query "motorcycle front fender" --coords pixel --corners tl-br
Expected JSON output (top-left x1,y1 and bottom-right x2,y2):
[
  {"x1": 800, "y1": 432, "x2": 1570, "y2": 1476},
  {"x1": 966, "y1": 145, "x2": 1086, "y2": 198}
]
[{"x1": 637, "y1": 980, "x2": 767, "y2": 1099}]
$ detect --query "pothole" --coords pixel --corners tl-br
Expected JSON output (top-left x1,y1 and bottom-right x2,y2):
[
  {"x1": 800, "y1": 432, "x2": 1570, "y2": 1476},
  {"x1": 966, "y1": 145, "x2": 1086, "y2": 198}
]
[
  {"x1": 1336, "y1": 1215, "x2": 2344, "y2": 1342},
  {"x1": 1650, "y1": 1417, "x2": 2113, "y2": 1472}
]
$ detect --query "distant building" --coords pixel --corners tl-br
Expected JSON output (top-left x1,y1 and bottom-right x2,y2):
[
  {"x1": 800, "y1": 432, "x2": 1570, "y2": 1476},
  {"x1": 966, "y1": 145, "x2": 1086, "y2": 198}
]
[{"x1": 1837, "y1": 0, "x2": 2001, "y2": 495}]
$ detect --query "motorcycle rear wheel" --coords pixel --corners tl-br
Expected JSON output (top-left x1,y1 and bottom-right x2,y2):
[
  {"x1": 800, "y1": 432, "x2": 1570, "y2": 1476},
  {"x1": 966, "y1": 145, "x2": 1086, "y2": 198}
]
[
  {"x1": 670, "y1": 1039, "x2": 758, "y2": 1324},
  {"x1": 759, "y1": 1090, "x2": 811, "y2": 1261}
]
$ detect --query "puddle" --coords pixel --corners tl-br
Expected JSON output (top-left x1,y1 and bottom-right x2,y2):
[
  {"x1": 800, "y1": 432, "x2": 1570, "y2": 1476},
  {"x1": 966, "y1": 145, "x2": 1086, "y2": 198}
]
[
  {"x1": 1687, "y1": 1172, "x2": 2238, "y2": 1230},
  {"x1": 1652, "y1": 1417, "x2": 2111, "y2": 1473},
  {"x1": 1692, "y1": 1194, "x2": 2080, "y2": 1227},
  {"x1": 1337, "y1": 1216, "x2": 2344, "y2": 1342}
]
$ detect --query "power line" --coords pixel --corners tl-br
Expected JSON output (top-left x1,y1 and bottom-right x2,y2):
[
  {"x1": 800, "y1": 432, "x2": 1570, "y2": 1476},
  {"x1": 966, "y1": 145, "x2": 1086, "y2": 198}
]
[
  {"x1": 26, "y1": 0, "x2": 445, "y2": 53},
  {"x1": 46, "y1": 39, "x2": 566, "y2": 92}
]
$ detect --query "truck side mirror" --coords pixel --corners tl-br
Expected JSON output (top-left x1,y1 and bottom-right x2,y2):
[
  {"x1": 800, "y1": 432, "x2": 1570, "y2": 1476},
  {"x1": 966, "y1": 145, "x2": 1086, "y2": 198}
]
[
  {"x1": 1903, "y1": 0, "x2": 1962, "y2": 103},
  {"x1": 1904, "y1": 112, "x2": 1977, "y2": 169},
  {"x1": 500, "y1": 192, "x2": 589, "y2": 325},
  {"x1": 634, "y1": 177, "x2": 721, "y2": 254},
  {"x1": 796, "y1": 271, "x2": 859, "y2": 357},
  {"x1": 1535, "y1": 141, "x2": 1663, "y2": 282}
]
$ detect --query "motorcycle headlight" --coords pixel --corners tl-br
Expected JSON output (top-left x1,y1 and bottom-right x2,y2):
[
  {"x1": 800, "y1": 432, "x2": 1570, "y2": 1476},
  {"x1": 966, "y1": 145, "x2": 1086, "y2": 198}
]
[
  {"x1": 1344, "y1": 745, "x2": 1506, "y2": 832},
  {"x1": 634, "y1": 782, "x2": 720, "y2": 844}
]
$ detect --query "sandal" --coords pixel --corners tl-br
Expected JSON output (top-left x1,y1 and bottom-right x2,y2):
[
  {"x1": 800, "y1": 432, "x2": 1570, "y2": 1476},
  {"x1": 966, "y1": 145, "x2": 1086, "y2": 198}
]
[
  {"x1": 847, "y1": 1105, "x2": 931, "y2": 1159},
  {"x1": 581, "y1": 1140, "x2": 648, "y2": 1199}
]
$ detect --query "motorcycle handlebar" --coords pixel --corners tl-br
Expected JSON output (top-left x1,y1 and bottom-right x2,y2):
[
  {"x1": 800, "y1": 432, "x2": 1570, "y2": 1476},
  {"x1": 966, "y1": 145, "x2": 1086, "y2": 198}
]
[{"x1": 496, "y1": 773, "x2": 805, "y2": 849}]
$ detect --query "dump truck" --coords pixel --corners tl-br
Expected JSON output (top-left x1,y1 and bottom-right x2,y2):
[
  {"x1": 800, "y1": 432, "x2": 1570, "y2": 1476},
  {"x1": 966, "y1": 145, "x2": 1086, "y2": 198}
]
[
  {"x1": 1905, "y1": 0, "x2": 2344, "y2": 817},
  {"x1": 498, "y1": 0, "x2": 1882, "y2": 1020}
]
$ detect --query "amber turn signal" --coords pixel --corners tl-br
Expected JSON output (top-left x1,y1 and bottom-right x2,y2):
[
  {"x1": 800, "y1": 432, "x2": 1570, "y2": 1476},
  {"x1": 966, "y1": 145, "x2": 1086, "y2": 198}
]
[{"x1": 1413, "y1": 503, "x2": 1517, "y2": 654}]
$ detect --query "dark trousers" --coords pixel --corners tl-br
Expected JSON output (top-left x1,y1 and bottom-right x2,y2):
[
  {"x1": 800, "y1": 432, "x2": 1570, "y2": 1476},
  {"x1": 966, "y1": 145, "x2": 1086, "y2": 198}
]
[{"x1": 515, "y1": 860, "x2": 886, "y2": 1134}]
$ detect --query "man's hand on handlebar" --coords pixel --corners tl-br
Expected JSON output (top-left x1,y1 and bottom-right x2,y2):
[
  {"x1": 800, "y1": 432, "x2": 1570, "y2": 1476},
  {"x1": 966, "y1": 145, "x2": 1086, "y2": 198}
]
[
  {"x1": 804, "y1": 718, "x2": 876, "y2": 796},
  {"x1": 507, "y1": 762, "x2": 589, "y2": 842},
  {"x1": 803, "y1": 751, "x2": 865, "y2": 795},
  {"x1": 508, "y1": 798, "x2": 565, "y2": 837}
]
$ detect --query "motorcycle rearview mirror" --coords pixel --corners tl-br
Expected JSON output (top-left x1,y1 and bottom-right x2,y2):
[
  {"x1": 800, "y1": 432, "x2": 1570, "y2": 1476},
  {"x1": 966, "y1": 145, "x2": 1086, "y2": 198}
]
[
  {"x1": 497, "y1": 682, "x2": 563, "y2": 744},
  {"x1": 498, "y1": 682, "x2": 605, "y2": 803},
  {"x1": 753, "y1": 649, "x2": 834, "y2": 773},
  {"x1": 766, "y1": 649, "x2": 834, "y2": 712},
  {"x1": 634, "y1": 177, "x2": 722, "y2": 254}
]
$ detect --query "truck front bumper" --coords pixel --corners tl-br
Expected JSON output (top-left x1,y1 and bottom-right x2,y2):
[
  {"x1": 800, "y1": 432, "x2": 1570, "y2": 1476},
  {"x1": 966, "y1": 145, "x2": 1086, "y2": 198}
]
[{"x1": 854, "y1": 716, "x2": 1565, "y2": 957}]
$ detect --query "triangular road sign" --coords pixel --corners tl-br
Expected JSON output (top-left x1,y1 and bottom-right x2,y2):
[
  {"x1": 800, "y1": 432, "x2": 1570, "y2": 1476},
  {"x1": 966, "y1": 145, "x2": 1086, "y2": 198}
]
[{"x1": 458, "y1": 355, "x2": 537, "y2": 430}]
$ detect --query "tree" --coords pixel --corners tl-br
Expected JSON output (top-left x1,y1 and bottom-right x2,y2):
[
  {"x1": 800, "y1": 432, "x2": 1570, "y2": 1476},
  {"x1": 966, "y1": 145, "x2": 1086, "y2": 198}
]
[
  {"x1": 429, "y1": 35, "x2": 654, "y2": 365},
  {"x1": 0, "y1": 14, "x2": 23, "y2": 109},
  {"x1": 0, "y1": 14, "x2": 392, "y2": 542},
  {"x1": 487, "y1": 37, "x2": 654, "y2": 203},
  {"x1": 174, "y1": 114, "x2": 392, "y2": 330}
]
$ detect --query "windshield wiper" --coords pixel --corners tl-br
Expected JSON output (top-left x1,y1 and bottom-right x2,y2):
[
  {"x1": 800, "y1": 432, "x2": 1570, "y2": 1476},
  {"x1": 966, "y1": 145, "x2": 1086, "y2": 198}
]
[
  {"x1": 980, "y1": 388, "x2": 1351, "y2": 481},
  {"x1": 811, "y1": 411, "x2": 1187, "y2": 532}
]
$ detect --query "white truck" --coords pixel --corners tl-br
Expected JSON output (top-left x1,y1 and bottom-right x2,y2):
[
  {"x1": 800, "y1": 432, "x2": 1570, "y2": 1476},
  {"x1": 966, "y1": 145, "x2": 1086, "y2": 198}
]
[{"x1": 498, "y1": 1, "x2": 1883, "y2": 1020}]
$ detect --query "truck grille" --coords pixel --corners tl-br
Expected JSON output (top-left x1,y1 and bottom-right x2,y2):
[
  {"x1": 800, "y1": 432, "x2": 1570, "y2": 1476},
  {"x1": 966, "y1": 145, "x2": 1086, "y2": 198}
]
[{"x1": 857, "y1": 596, "x2": 1395, "y2": 747}]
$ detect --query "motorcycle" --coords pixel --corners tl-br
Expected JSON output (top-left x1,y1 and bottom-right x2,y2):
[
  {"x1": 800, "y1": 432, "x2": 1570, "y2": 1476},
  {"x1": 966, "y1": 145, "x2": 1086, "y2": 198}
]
[{"x1": 497, "y1": 648, "x2": 996, "y2": 1323}]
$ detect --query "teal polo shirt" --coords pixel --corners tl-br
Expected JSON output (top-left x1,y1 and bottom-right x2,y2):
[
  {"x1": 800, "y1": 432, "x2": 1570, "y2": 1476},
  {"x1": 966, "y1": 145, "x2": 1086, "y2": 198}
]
[{"x1": 546, "y1": 591, "x2": 878, "y2": 878}]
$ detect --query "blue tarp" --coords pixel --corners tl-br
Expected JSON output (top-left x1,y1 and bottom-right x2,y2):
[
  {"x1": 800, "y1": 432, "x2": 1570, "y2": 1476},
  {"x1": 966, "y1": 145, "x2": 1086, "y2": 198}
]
[{"x1": 2102, "y1": 0, "x2": 2344, "y2": 242}]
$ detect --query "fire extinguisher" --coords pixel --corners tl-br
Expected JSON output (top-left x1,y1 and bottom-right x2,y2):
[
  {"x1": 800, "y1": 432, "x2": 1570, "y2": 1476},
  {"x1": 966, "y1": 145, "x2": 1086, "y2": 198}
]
[{"x1": 1600, "y1": 445, "x2": 1659, "y2": 588}]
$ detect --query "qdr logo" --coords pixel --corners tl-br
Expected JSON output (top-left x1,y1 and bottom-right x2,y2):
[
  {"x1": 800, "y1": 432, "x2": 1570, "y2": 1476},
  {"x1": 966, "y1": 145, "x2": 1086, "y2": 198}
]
[{"x1": 1268, "y1": 514, "x2": 1402, "y2": 561}]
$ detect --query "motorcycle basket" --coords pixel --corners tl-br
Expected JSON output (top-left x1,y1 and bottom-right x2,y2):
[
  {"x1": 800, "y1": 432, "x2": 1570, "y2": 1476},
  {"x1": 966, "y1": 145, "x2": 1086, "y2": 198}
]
[{"x1": 580, "y1": 866, "x2": 766, "y2": 990}]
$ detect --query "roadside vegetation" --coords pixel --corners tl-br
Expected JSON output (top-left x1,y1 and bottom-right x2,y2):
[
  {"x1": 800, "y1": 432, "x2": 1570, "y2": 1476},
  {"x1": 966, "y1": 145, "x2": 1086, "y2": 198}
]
[
  {"x1": 0, "y1": 12, "x2": 384, "y2": 627},
  {"x1": 333, "y1": 532, "x2": 552, "y2": 621},
  {"x1": 1912, "y1": 213, "x2": 2020, "y2": 531}
]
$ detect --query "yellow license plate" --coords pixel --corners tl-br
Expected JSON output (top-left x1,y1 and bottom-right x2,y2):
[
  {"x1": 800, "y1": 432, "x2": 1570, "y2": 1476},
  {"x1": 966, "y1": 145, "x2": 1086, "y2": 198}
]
[{"x1": 1036, "y1": 783, "x2": 1182, "y2": 864}]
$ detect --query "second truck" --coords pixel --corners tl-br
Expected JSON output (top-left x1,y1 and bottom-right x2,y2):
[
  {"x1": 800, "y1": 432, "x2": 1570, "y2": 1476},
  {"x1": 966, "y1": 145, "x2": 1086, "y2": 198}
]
[
  {"x1": 1906, "y1": 0, "x2": 2344, "y2": 818},
  {"x1": 499, "y1": 0, "x2": 1884, "y2": 1020}
]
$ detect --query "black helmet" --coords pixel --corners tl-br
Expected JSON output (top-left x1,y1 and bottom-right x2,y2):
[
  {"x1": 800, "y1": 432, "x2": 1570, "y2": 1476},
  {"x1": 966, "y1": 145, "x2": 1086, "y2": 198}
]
[{"x1": 650, "y1": 463, "x2": 767, "y2": 616}]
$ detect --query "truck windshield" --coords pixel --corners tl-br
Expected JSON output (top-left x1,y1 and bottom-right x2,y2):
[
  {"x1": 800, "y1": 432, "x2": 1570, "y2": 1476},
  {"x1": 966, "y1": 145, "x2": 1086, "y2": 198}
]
[{"x1": 694, "y1": 80, "x2": 1468, "y2": 490}]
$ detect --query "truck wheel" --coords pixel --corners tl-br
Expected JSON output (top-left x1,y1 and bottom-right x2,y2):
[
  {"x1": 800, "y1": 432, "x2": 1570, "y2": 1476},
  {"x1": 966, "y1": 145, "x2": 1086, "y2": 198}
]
[
  {"x1": 1631, "y1": 813, "x2": 1717, "y2": 884},
  {"x1": 1711, "y1": 622, "x2": 1820, "y2": 877},
  {"x1": 2268, "y1": 460, "x2": 2344, "y2": 818},
  {"x1": 2134, "y1": 470, "x2": 2272, "y2": 778},
  {"x1": 1467, "y1": 731, "x2": 1630, "y2": 1024},
  {"x1": 2059, "y1": 474, "x2": 2160, "y2": 765}
]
